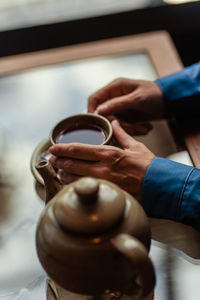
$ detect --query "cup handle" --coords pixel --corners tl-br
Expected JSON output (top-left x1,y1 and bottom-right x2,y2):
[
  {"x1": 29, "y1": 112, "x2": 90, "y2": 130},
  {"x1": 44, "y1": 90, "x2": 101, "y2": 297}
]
[{"x1": 111, "y1": 233, "x2": 155, "y2": 298}]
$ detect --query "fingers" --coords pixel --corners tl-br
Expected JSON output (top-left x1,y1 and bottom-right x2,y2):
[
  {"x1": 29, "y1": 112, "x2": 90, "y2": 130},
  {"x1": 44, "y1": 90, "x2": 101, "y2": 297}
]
[
  {"x1": 50, "y1": 156, "x2": 98, "y2": 176},
  {"x1": 88, "y1": 78, "x2": 137, "y2": 113},
  {"x1": 57, "y1": 170, "x2": 81, "y2": 184},
  {"x1": 88, "y1": 80, "x2": 119, "y2": 113},
  {"x1": 96, "y1": 94, "x2": 134, "y2": 115},
  {"x1": 50, "y1": 157, "x2": 109, "y2": 182},
  {"x1": 49, "y1": 143, "x2": 106, "y2": 161},
  {"x1": 88, "y1": 95, "x2": 102, "y2": 113},
  {"x1": 111, "y1": 120, "x2": 139, "y2": 150},
  {"x1": 120, "y1": 121, "x2": 153, "y2": 136},
  {"x1": 106, "y1": 115, "x2": 153, "y2": 136}
]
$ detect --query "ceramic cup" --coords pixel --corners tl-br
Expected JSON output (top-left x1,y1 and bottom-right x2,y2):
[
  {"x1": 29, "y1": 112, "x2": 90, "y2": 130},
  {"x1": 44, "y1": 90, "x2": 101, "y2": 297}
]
[
  {"x1": 50, "y1": 113, "x2": 113, "y2": 146},
  {"x1": 31, "y1": 114, "x2": 113, "y2": 201}
]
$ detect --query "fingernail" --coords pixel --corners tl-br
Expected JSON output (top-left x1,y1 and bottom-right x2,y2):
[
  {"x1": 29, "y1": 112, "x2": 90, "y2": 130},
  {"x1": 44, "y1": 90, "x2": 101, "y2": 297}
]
[
  {"x1": 111, "y1": 119, "x2": 119, "y2": 126},
  {"x1": 97, "y1": 104, "x2": 107, "y2": 114},
  {"x1": 49, "y1": 146, "x2": 55, "y2": 154},
  {"x1": 49, "y1": 156, "x2": 54, "y2": 165}
]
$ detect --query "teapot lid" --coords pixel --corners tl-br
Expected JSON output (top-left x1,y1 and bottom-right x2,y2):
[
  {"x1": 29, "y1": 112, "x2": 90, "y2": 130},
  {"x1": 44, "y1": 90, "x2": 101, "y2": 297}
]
[{"x1": 53, "y1": 177, "x2": 126, "y2": 235}]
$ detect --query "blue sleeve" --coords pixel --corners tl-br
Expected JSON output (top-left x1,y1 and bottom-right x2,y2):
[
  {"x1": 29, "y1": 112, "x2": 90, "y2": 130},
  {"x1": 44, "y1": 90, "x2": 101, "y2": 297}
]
[
  {"x1": 155, "y1": 61, "x2": 200, "y2": 118},
  {"x1": 142, "y1": 157, "x2": 200, "y2": 231}
]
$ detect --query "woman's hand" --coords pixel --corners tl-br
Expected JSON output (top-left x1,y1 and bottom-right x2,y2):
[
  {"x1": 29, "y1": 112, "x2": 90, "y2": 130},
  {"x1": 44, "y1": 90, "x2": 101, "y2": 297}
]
[
  {"x1": 88, "y1": 78, "x2": 164, "y2": 135},
  {"x1": 49, "y1": 120, "x2": 155, "y2": 200}
]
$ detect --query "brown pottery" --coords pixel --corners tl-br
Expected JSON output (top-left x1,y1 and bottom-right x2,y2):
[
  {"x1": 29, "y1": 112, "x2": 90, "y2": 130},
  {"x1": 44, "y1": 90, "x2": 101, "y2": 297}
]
[
  {"x1": 50, "y1": 113, "x2": 114, "y2": 146},
  {"x1": 31, "y1": 113, "x2": 114, "y2": 201},
  {"x1": 35, "y1": 161, "x2": 155, "y2": 298}
]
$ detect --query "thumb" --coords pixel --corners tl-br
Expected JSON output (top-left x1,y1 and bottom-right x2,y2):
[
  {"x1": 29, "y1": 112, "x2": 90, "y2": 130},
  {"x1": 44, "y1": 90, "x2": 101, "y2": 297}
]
[
  {"x1": 97, "y1": 94, "x2": 133, "y2": 115},
  {"x1": 111, "y1": 120, "x2": 138, "y2": 150}
]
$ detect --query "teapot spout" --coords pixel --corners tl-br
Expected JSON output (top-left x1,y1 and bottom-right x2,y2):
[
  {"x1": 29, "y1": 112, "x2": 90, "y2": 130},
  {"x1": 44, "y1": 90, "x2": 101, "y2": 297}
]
[{"x1": 36, "y1": 160, "x2": 63, "y2": 204}]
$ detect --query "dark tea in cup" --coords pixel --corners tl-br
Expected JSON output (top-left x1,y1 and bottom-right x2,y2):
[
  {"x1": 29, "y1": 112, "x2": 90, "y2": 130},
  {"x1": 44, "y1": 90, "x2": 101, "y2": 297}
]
[
  {"x1": 50, "y1": 113, "x2": 113, "y2": 146},
  {"x1": 55, "y1": 125, "x2": 106, "y2": 145}
]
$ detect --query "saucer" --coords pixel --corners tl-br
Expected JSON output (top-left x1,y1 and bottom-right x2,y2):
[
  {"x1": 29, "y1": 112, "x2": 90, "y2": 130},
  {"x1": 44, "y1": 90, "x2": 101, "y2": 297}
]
[{"x1": 30, "y1": 138, "x2": 52, "y2": 186}]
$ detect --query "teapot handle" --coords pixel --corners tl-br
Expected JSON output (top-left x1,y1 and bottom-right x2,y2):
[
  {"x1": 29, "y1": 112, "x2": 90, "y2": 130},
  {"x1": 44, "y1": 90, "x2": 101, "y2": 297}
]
[{"x1": 111, "y1": 233, "x2": 155, "y2": 298}]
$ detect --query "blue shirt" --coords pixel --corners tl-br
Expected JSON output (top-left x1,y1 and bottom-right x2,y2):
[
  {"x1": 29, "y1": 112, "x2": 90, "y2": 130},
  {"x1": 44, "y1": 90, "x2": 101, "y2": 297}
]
[{"x1": 142, "y1": 62, "x2": 200, "y2": 231}]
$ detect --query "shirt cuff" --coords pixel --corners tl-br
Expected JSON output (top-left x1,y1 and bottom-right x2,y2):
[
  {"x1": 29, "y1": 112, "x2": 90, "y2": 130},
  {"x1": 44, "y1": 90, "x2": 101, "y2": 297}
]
[
  {"x1": 141, "y1": 157, "x2": 195, "y2": 222},
  {"x1": 180, "y1": 167, "x2": 200, "y2": 230}
]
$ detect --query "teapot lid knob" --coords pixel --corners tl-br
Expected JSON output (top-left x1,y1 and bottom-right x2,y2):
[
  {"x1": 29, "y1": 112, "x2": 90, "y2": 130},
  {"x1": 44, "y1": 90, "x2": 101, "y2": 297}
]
[
  {"x1": 74, "y1": 177, "x2": 99, "y2": 203},
  {"x1": 53, "y1": 177, "x2": 126, "y2": 235}
]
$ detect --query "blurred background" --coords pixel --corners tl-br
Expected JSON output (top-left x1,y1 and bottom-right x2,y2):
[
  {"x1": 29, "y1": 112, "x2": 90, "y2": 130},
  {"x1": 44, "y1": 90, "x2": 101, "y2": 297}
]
[
  {"x1": 0, "y1": 1, "x2": 200, "y2": 299},
  {"x1": 0, "y1": 0, "x2": 200, "y2": 66}
]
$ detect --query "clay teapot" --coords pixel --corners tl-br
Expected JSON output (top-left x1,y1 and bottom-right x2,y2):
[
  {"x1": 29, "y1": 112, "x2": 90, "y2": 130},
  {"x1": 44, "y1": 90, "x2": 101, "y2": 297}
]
[{"x1": 35, "y1": 160, "x2": 155, "y2": 298}]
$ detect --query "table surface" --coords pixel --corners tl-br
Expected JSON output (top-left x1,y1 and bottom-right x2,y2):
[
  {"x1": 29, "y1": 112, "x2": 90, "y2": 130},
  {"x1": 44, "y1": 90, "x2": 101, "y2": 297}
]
[{"x1": 0, "y1": 31, "x2": 200, "y2": 300}]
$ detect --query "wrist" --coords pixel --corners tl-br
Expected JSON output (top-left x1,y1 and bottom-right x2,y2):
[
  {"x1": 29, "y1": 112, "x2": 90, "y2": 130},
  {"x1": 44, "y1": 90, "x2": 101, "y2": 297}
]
[{"x1": 152, "y1": 82, "x2": 165, "y2": 118}]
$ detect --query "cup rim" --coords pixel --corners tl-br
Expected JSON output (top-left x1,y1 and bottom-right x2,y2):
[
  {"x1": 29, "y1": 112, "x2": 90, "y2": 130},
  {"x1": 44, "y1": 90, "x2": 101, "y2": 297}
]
[{"x1": 50, "y1": 113, "x2": 113, "y2": 145}]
